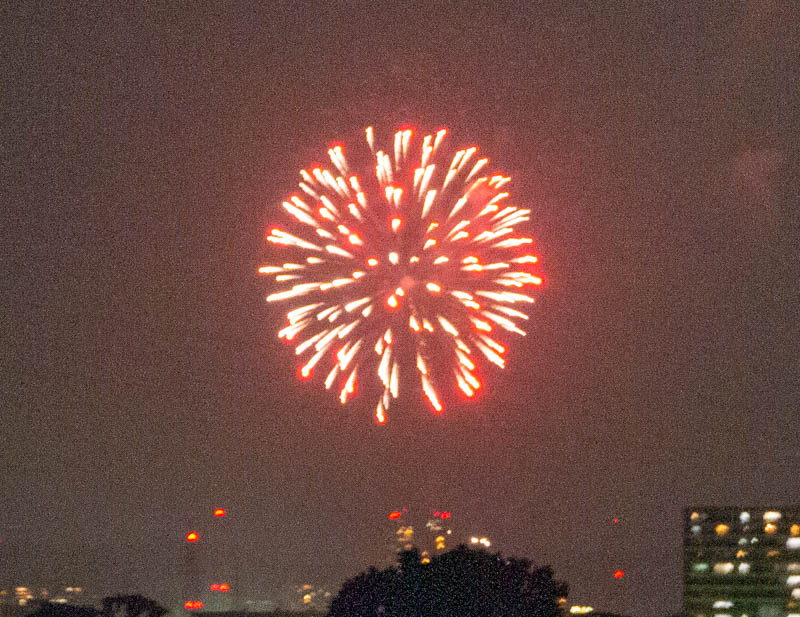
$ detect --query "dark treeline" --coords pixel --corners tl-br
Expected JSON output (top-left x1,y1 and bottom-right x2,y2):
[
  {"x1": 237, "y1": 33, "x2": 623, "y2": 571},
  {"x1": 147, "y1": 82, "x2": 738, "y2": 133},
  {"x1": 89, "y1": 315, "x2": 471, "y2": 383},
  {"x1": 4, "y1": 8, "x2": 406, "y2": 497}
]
[{"x1": 328, "y1": 545, "x2": 569, "y2": 617}]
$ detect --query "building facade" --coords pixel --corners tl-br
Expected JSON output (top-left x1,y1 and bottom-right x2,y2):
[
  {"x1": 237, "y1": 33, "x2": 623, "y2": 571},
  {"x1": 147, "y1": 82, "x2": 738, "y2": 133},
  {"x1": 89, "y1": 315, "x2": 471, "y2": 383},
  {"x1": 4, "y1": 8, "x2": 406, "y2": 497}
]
[
  {"x1": 386, "y1": 508, "x2": 454, "y2": 565},
  {"x1": 684, "y1": 506, "x2": 800, "y2": 617}
]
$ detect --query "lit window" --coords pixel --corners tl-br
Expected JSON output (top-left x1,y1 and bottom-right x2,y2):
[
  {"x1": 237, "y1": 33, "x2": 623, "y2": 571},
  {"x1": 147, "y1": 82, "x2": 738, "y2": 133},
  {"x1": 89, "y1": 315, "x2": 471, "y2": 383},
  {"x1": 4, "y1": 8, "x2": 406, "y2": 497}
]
[
  {"x1": 739, "y1": 512, "x2": 751, "y2": 524},
  {"x1": 736, "y1": 549, "x2": 748, "y2": 558},
  {"x1": 763, "y1": 511, "x2": 782, "y2": 523},
  {"x1": 691, "y1": 525, "x2": 702, "y2": 534},
  {"x1": 788, "y1": 563, "x2": 800, "y2": 573},
  {"x1": 690, "y1": 511, "x2": 701, "y2": 521},
  {"x1": 787, "y1": 575, "x2": 800, "y2": 586},
  {"x1": 692, "y1": 563, "x2": 709, "y2": 572},
  {"x1": 751, "y1": 537, "x2": 759, "y2": 544},
  {"x1": 713, "y1": 601, "x2": 733, "y2": 609},
  {"x1": 791, "y1": 524, "x2": 800, "y2": 537},
  {"x1": 790, "y1": 538, "x2": 800, "y2": 550},
  {"x1": 738, "y1": 562, "x2": 750, "y2": 574},
  {"x1": 765, "y1": 523, "x2": 778, "y2": 534},
  {"x1": 713, "y1": 562, "x2": 734, "y2": 575},
  {"x1": 715, "y1": 524, "x2": 730, "y2": 536},
  {"x1": 738, "y1": 537, "x2": 748, "y2": 545},
  {"x1": 792, "y1": 588, "x2": 800, "y2": 599}
]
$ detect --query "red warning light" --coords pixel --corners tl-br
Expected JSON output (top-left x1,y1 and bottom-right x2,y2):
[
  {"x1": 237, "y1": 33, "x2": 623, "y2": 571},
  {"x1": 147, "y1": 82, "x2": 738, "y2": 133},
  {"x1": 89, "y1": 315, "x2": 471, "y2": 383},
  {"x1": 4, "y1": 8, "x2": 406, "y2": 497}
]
[
  {"x1": 185, "y1": 532, "x2": 199, "y2": 543},
  {"x1": 210, "y1": 584, "x2": 220, "y2": 591},
  {"x1": 389, "y1": 511, "x2": 402, "y2": 520},
  {"x1": 440, "y1": 511, "x2": 451, "y2": 520},
  {"x1": 219, "y1": 583, "x2": 230, "y2": 592},
  {"x1": 612, "y1": 517, "x2": 620, "y2": 524},
  {"x1": 613, "y1": 569, "x2": 625, "y2": 579},
  {"x1": 213, "y1": 508, "x2": 226, "y2": 518},
  {"x1": 433, "y1": 511, "x2": 440, "y2": 517}
]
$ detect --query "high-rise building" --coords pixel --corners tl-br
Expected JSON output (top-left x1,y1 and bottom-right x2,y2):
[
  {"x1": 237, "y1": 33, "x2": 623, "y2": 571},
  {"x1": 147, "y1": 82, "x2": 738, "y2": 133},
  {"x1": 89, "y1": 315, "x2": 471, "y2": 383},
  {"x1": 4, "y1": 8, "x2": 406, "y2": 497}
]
[
  {"x1": 683, "y1": 506, "x2": 800, "y2": 617},
  {"x1": 386, "y1": 508, "x2": 454, "y2": 564},
  {"x1": 182, "y1": 507, "x2": 235, "y2": 614}
]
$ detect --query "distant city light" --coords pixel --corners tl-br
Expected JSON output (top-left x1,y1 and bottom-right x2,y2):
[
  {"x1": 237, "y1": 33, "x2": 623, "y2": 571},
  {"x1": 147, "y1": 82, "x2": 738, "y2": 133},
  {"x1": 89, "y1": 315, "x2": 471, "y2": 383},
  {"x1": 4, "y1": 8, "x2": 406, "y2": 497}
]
[
  {"x1": 713, "y1": 562, "x2": 735, "y2": 575},
  {"x1": 469, "y1": 536, "x2": 491, "y2": 548},
  {"x1": 388, "y1": 511, "x2": 402, "y2": 520},
  {"x1": 213, "y1": 508, "x2": 227, "y2": 518},
  {"x1": 613, "y1": 569, "x2": 625, "y2": 579},
  {"x1": 184, "y1": 601, "x2": 203, "y2": 610},
  {"x1": 570, "y1": 607, "x2": 594, "y2": 615},
  {"x1": 185, "y1": 532, "x2": 199, "y2": 543},
  {"x1": 739, "y1": 511, "x2": 750, "y2": 523},
  {"x1": 219, "y1": 583, "x2": 230, "y2": 592},
  {"x1": 738, "y1": 562, "x2": 751, "y2": 574}
]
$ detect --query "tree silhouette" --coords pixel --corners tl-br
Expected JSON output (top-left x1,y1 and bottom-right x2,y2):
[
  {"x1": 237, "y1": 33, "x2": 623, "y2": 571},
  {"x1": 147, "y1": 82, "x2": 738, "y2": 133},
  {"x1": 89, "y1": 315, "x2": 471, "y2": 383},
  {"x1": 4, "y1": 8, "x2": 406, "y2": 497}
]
[
  {"x1": 100, "y1": 595, "x2": 167, "y2": 617},
  {"x1": 28, "y1": 603, "x2": 98, "y2": 617},
  {"x1": 327, "y1": 546, "x2": 568, "y2": 617}
]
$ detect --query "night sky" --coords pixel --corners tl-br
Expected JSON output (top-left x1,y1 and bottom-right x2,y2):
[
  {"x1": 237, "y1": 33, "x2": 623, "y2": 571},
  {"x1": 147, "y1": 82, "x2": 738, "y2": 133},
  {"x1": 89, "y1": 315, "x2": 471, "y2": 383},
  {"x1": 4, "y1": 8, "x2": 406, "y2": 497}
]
[{"x1": 2, "y1": 2, "x2": 798, "y2": 616}]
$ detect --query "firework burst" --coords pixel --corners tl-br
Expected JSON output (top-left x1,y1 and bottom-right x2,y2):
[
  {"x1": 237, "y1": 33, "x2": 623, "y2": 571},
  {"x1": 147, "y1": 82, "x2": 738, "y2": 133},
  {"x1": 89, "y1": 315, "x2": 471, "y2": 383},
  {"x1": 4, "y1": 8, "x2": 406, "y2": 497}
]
[{"x1": 260, "y1": 127, "x2": 542, "y2": 423}]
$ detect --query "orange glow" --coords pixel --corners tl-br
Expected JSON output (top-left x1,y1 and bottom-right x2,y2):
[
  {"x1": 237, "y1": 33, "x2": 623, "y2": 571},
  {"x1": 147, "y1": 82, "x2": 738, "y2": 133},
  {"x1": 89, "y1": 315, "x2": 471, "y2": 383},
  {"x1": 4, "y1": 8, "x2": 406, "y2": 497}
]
[
  {"x1": 210, "y1": 584, "x2": 220, "y2": 591},
  {"x1": 791, "y1": 524, "x2": 800, "y2": 536},
  {"x1": 389, "y1": 511, "x2": 402, "y2": 520},
  {"x1": 184, "y1": 602, "x2": 203, "y2": 610},
  {"x1": 213, "y1": 508, "x2": 226, "y2": 518},
  {"x1": 613, "y1": 570, "x2": 625, "y2": 579},
  {"x1": 185, "y1": 532, "x2": 199, "y2": 543},
  {"x1": 715, "y1": 523, "x2": 730, "y2": 536},
  {"x1": 219, "y1": 583, "x2": 230, "y2": 592},
  {"x1": 764, "y1": 523, "x2": 777, "y2": 534}
]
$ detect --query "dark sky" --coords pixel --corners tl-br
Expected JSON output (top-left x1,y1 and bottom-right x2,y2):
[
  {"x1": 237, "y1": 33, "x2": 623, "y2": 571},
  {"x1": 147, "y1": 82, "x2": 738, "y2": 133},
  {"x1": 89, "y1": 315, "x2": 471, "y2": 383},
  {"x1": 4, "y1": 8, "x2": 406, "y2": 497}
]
[{"x1": 2, "y1": 2, "x2": 798, "y2": 615}]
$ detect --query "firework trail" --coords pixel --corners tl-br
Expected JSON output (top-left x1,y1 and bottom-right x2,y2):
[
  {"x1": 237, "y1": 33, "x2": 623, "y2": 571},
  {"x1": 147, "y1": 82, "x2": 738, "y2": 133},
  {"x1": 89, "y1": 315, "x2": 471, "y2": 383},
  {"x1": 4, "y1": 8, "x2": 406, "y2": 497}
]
[{"x1": 260, "y1": 127, "x2": 542, "y2": 423}]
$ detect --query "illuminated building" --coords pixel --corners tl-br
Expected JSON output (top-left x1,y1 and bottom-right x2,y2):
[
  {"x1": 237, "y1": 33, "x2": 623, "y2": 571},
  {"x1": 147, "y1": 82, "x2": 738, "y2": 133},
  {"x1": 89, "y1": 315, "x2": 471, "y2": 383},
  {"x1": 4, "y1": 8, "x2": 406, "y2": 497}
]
[
  {"x1": 292, "y1": 584, "x2": 333, "y2": 611},
  {"x1": 387, "y1": 509, "x2": 454, "y2": 564},
  {"x1": 684, "y1": 506, "x2": 800, "y2": 617},
  {"x1": 0, "y1": 585, "x2": 98, "y2": 617}
]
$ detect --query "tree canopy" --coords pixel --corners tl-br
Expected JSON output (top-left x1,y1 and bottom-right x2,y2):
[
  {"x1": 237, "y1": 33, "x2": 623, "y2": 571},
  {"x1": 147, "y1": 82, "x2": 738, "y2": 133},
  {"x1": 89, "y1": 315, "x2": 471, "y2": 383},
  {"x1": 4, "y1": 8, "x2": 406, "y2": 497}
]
[{"x1": 327, "y1": 546, "x2": 568, "y2": 617}]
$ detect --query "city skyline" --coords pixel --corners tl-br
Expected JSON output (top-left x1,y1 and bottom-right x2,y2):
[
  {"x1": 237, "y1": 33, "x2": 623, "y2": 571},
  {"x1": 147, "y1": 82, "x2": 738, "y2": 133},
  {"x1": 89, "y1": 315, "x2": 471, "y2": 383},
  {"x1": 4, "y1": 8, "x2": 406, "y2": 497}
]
[{"x1": 2, "y1": 3, "x2": 798, "y2": 616}]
